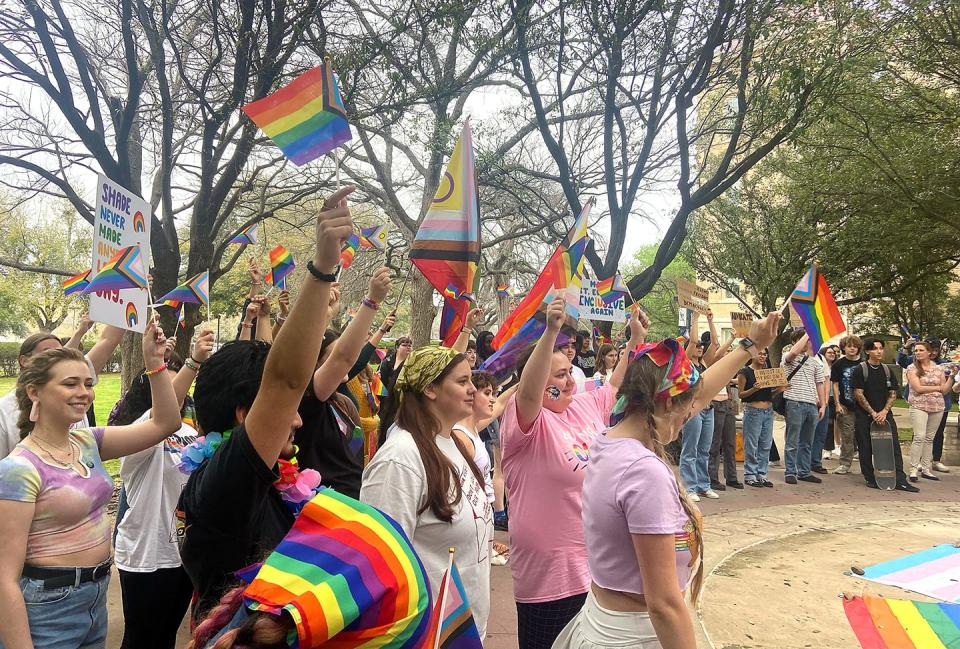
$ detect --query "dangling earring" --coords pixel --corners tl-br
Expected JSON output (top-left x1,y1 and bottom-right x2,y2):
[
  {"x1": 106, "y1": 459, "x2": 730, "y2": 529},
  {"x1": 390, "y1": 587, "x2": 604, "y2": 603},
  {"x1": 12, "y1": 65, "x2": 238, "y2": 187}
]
[{"x1": 29, "y1": 400, "x2": 39, "y2": 423}]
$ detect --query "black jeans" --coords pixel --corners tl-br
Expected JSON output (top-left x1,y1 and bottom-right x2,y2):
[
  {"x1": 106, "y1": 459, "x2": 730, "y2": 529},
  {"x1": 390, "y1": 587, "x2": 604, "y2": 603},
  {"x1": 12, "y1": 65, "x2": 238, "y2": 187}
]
[
  {"x1": 933, "y1": 410, "x2": 948, "y2": 462},
  {"x1": 853, "y1": 411, "x2": 908, "y2": 486},
  {"x1": 119, "y1": 566, "x2": 194, "y2": 649},
  {"x1": 516, "y1": 592, "x2": 588, "y2": 649},
  {"x1": 709, "y1": 400, "x2": 738, "y2": 483}
]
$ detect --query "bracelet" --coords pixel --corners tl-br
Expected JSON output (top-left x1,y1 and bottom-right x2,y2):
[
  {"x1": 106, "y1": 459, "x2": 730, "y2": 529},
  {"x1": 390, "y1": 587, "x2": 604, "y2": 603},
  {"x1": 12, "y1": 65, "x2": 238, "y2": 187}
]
[
  {"x1": 306, "y1": 260, "x2": 338, "y2": 282},
  {"x1": 241, "y1": 322, "x2": 253, "y2": 329},
  {"x1": 276, "y1": 316, "x2": 287, "y2": 322},
  {"x1": 184, "y1": 357, "x2": 201, "y2": 371},
  {"x1": 362, "y1": 297, "x2": 380, "y2": 311},
  {"x1": 145, "y1": 363, "x2": 168, "y2": 377},
  {"x1": 251, "y1": 281, "x2": 262, "y2": 286}
]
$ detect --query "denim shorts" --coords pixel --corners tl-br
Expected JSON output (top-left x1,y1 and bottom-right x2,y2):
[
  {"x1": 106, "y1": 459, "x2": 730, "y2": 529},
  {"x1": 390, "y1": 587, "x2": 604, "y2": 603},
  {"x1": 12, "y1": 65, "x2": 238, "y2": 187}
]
[{"x1": 4, "y1": 572, "x2": 110, "y2": 649}]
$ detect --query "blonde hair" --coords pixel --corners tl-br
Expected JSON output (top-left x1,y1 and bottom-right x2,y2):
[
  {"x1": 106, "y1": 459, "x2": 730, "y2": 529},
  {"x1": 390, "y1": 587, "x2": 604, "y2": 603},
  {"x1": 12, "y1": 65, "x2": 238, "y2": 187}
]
[{"x1": 15, "y1": 347, "x2": 86, "y2": 438}]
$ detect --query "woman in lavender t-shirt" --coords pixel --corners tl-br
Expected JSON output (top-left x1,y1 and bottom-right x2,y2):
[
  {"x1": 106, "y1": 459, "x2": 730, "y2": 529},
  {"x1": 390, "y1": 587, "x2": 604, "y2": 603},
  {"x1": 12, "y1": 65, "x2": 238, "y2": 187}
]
[
  {"x1": 552, "y1": 313, "x2": 781, "y2": 649},
  {"x1": 500, "y1": 297, "x2": 648, "y2": 649}
]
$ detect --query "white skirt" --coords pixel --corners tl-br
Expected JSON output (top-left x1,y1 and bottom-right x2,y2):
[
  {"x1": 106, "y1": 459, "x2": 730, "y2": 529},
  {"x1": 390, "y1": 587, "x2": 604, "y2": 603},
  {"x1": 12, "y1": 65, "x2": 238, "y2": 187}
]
[{"x1": 552, "y1": 590, "x2": 661, "y2": 648}]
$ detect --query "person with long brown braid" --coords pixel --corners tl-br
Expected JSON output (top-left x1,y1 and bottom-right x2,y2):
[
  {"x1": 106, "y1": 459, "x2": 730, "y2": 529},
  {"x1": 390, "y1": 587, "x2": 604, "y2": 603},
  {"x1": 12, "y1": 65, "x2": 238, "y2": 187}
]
[{"x1": 552, "y1": 312, "x2": 781, "y2": 649}]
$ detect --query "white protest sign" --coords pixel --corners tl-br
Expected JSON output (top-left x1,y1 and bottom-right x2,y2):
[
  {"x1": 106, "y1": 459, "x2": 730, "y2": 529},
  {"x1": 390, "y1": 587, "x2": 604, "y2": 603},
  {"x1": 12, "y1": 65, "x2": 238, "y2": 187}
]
[
  {"x1": 89, "y1": 174, "x2": 151, "y2": 333},
  {"x1": 578, "y1": 279, "x2": 627, "y2": 322}
]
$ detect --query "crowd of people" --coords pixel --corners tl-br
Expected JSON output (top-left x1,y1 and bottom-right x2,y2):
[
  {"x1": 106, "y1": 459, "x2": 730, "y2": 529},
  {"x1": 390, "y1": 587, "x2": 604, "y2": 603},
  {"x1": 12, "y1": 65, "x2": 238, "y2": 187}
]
[{"x1": 0, "y1": 186, "x2": 954, "y2": 649}]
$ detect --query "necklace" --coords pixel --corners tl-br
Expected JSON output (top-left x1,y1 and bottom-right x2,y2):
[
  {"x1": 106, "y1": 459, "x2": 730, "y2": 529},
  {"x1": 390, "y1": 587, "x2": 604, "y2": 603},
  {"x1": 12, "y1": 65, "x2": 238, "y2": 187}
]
[{"x1": 30, "y1": 434, "x2": 76, "y2": 468}]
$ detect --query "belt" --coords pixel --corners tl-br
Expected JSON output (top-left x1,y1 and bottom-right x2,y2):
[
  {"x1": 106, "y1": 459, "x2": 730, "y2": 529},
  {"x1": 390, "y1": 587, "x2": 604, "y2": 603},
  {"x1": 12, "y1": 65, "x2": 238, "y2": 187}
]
[{"x1": 22, "y1": 559, "x2": 112, "y2": 590}]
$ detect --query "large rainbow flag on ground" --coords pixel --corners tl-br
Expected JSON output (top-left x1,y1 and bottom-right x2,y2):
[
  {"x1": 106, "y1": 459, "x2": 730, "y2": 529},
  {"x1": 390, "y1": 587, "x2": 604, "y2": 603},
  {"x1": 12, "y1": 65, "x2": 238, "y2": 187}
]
[
  {"x1": 228, "y1": 223, "x2": 259, "y2": 246},
  {"x1": 62, "y1": 269, "x2": 91, "y2": 296},
  {"x1": 409, "y1": 121, "x2": 481, "y2": 347},
  {"x1": 790, "y1": 264, "x2": 845, "y2": 351},
  {"x1": 157, "y1": 271, "x2": 209, "y2": 306},
  {"x1": 422, "y1": 555, "x2": 483, "y2": 649},
  {"x1": 481, "y1": 202, "x2": 591, "y2": 380},
  {"x1": 238, "y1": 489, "x2": 432, "y2": 649},
  {"x1": 844, "y1": 594, "x2": 960, "y2": 648},
  {"x1": 242, "y1": 61, "x2": 353, "y2": 166},
  {"x1": 82, "y1": 246, "x2": 147, "y2": 294}
]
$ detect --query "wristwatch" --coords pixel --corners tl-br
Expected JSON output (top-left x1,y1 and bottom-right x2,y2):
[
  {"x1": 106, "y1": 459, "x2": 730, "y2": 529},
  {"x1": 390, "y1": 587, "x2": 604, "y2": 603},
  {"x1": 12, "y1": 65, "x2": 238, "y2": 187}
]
[{"x1": 739, "y1": 337, "x2": 760, "y2": 358}]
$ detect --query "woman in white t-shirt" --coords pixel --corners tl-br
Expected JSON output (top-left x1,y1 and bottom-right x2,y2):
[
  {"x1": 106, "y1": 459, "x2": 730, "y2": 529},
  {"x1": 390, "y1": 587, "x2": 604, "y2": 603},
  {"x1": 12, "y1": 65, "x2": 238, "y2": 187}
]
[{"x1": 361, "y1": 346, "x2": 493, "y2": 638}]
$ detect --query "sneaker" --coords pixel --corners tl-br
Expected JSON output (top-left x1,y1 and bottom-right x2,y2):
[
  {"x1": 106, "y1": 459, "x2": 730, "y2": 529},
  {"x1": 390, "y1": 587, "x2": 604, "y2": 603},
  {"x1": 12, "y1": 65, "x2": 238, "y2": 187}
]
[
  {"x1": 785, "y1": 475, "x2": 798, "y2": 484},
  {"x1": 798, "y1": 474, "x2": 823, "y2": 484},
  {"x1": 831, "y1": 448, "x2": 841, "y2": 457},
  {"x1": 921, "y1": 472, "x2": 940, "y2": 481},
  {"x1": 726, "y1": 480, "x2": 745, "y2": 489},
  {"x1": 933, "y1": 461, "x2": 950, "y2": 473},
  {"x1": 812, "y1": 466, "x2": 828, "y2": 474},
  {"x1": 909, "y1": 471, "x2": 919, "y2": 482},
  {"x1": 688, "y1": 492, "x2": 701, "y2": 502},
  {"x1": 710, "y1": 482, "x2": 727, "y2": 491},
  {"x1": 746, "y1": 479, "x2": 764, "y2": 488},
  {"x1": 896, "y1": 482, "x2": 920, "y2": 493},
  {"x1": 833, "y1": 465, "x2": 850, "y2": 475},
  {"x1": 769, "y1": 460, "x2": 783, "y2": 467},
  {"x1": 865, "y1": 481, "x2": 879, "y2": 489},
  {"x1": 761, "y1": 479, "x2": 774, "y2": 487},
  {"x1": 701, "y1": 489, "x2": 720, "y2": 499}
]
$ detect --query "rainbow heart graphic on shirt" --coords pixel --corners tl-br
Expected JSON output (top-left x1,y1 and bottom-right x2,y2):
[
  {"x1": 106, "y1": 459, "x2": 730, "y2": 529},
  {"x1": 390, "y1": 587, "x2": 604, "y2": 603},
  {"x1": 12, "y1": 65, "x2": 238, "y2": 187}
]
[{"x1": 564, "y1": 443, "x2": 591, "y2": 471}]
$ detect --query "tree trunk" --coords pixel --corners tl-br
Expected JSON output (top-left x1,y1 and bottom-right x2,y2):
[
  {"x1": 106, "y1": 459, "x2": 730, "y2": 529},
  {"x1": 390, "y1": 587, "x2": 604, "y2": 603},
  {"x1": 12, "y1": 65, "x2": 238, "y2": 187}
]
[
  {"x1": 119, "y1": 331, "x2": 142, "y2": 392},
  {"x1": 408, "y1": 271, "x2": 437, "y2": 347}
]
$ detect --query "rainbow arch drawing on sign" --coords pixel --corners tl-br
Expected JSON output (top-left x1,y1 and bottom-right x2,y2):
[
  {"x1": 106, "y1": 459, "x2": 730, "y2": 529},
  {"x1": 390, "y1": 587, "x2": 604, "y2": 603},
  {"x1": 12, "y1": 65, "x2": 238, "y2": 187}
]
[
  {"x1": 125, "y1": 302, "x2": 138, "y2": 327},
  {"x1": 132, "y1": 211, "x2": 146, "y2": 232}
]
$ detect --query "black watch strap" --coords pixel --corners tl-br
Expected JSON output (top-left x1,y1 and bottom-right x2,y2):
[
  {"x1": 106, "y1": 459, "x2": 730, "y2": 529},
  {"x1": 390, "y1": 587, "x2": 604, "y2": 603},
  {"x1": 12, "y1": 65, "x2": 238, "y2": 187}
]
[{"x1": 306, "y1": 260, "x2": 338, "y2": 282}]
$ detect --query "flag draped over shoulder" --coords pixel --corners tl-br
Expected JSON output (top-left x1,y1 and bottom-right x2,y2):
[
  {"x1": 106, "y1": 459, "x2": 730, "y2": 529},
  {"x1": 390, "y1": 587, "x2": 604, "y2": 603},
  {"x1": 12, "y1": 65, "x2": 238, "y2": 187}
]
[
  {"x1": 480, "y1": 202, "x2": 591, "y2": 380},
  {"x1": 789, "y1": 264, "x2": 845, "y2": 351},
  {"x1": 409, "y1": 121, "x2": 481, "y2": 346}
]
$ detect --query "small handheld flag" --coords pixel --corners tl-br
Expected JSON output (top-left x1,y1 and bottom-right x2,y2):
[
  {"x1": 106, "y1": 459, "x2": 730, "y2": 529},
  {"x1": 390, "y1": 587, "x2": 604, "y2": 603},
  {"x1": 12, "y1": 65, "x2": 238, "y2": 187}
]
[
  {"x1": 423, "y1": 552, "x2": 483, "y2": 649},
  {"x1": 359, "y1": 224, "x2": 388, "y2": 250},
  {"x1": 496, "y1": 282, "x2": 510, "y2": 298},
  {"x1": 789, "y1": 264, "x2": 845, "y2": 351},
  {"x1": 157, "y1": 271, "x2": 210, "y2": 306},
  {"x1": 267, "y1": 245, "x2": 295, "y2": 287},
  {"x1": 597, "y1": 272, "x2": 629, "y2": 305},
  {"x1": 228, "y1": 223, "x2": 259, "y2": 246},
  {"x1": 82, "y1": 246, "x2": 147, "y2": 294},
  {"x1": 62, "y1": 269, "x2": 91, "y2": 296},
  {"x1": 241, "y1": 61, "x2": 353, "y2": 166},
  {"x1": 177, "y1": 304, "x2": 186, "y2": 329},
  {"x1": 341, "y1": 232, "x2": 360, "y2": 269}
]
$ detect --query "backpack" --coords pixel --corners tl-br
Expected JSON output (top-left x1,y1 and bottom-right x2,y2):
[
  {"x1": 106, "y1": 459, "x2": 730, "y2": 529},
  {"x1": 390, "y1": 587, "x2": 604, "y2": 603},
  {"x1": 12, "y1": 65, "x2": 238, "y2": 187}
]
[{"x1": 858, "y1": 361, "x2": 893, "y2": 393}]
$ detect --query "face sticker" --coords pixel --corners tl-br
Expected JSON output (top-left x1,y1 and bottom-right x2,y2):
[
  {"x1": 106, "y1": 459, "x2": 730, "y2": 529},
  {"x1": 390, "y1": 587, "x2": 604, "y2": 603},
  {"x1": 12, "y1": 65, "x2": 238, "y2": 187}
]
[{"x1": 546, "y1": 385, "x2": 561, "y2": 400}]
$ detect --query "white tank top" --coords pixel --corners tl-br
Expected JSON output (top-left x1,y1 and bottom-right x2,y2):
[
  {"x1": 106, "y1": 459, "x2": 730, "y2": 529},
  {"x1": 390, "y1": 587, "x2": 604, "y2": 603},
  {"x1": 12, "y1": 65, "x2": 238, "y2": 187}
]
[{"x1": 453, "y1": 423, "x2": 493, "y2": 503}]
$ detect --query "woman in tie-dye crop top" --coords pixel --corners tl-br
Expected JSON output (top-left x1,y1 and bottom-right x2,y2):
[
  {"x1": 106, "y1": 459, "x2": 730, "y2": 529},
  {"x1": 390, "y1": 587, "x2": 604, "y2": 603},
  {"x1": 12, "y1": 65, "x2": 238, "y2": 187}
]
[
  {"x1": 0, "y1": 319, "x2": 182, "y2": 649},
  {"x1": 553, "y1": 313, "x2": 781, "y2": 649}
]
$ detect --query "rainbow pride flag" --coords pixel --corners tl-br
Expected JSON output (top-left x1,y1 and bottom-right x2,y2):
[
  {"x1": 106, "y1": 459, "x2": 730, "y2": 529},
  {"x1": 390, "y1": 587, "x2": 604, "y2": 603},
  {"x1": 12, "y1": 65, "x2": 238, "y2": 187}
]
[
  {"x1": 82, "y1": 246, "x2": 147, "y2": 294},
  {"x1": 241, "y1": 62, "x2": 352, "y2": 166},
  {"x1": 422, "y1": 557, "x2": 483, "y2": 649},
  {"x1": 496, "y1": 282, "x2": 509, "y2": 298},
  {"x1": 370, "y1": 373, "x2": 388, "y2": 398},
  {"x1": 62, "y1": 269, "x2": 91, "y2": 296},
  {"x1": 228, "y1": 223, "x2": 259, "y2": 246},
  {"x1": 340, "y1": 232, "x2": 360, "y2": 269},
  {"x1": 239, "y1": 490, "x2": 432, "y2": 649},
  {"x1": 268, "y1": 245, "x2": 295, "y2": 287},
  {"x1": 360, "y1": 224, "x2": 388, "y2": 250},
  {"x1": 597, "y1": 272, "x2": 629, "y2": 305},
  {"x1": 844, "y1": 595, "x2": 960, "y2": 649},
  {"x1": 856, "y1": 544, "x2": 960, "y2": 603},
  {"x1": 790, "y1": 264, "x2": 845, "y2": 351},
  {"x1": 157, "y1": 271, "x2": 209, "y2": 306}
]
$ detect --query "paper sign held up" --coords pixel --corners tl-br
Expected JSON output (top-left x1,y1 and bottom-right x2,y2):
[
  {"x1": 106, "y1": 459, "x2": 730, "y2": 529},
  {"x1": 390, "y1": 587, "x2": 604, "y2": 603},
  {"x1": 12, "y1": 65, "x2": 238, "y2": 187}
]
[
  {"x1": 731, "y1": 312, "x2": 752, "y2": 337},
  {"x1": 676, "y1": 279, "x2": 710, "y2": 314},
  {"x1": 788, "y1": 302, "x2": 804, "y2": 329},
  {"x1": 754, "y1": 367, "x2": 788, "y2": 389}
]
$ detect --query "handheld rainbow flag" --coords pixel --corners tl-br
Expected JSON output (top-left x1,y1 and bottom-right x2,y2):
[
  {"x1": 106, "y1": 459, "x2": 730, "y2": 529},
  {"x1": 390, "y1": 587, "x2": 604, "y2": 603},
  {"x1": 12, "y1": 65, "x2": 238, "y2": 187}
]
[
  {"x1": 228, "y1": 223, "x2": 259, "y2": 246},
  {"x1": 410, "y1": 121, "x2": 481, "y2": 347},
  {"x1": 239, "y1": 489, "x2": 432, "y2": 649},
  {"x1": 423, "y1": 553, "x2": 483, "y2": 649},
  {"x1": 82, "y1": 246, "x2": 147, "y2": 295},
  {"x1": 268, "y1": 245, "x2": 295, "y2": 287},
  {"x1": 496, "y1": 282, "x2": 510, "y2": 298},
  {"x1": 341, "y1": 232, "x2": 360, "y2": 269},
  {"x1": 790, "y1": 264, "x2": 846, "y2": 351},
  {"x1": 241, "y1": 61, "x2": 352, "y2": 166},
  {"x1": 62, "y1": 269, "x2": 91, "y2": 296},
  {"x1": 844, "y1": 594, "x2": 960, "y2": 649},
  {"x1": 597, "y1": 271, "x2": 629, "y2": 305},
  {"x1": 157, "y1": 271, "x2": 209, "y2": 306},
  {"x1": 177, "y1": 304, "x2": 186, "y2": 329},
  {"x1": 370, "y1": 372, "x2": 388, "y2": 399},
  {"x1": 359, "y1": 224, "x2": 388, "y2": 250}
]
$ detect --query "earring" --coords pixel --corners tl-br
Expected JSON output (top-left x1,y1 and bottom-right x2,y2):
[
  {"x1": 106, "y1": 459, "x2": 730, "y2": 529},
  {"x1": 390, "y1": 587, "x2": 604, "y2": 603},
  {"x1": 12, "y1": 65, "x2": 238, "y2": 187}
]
[{"x1": 29, "y1": 400, "x2": 39, "y2": 423}]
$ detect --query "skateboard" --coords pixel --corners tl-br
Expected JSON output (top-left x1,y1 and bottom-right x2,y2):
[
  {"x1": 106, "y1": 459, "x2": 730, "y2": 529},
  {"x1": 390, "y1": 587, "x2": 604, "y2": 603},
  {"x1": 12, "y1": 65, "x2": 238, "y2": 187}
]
[{"x1": 870, "y1": 420, "x2": 896, "y2": 490}]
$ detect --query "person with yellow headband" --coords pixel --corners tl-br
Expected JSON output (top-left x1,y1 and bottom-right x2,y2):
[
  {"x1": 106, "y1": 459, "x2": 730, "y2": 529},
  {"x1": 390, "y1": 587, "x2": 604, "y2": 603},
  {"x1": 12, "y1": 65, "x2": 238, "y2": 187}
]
[
  {"x1": 552, "y1": 312, "x2": 782, "y2": 649},
  {"x1": 361, "y1": 345, "x2": 493, "y2": 639}
]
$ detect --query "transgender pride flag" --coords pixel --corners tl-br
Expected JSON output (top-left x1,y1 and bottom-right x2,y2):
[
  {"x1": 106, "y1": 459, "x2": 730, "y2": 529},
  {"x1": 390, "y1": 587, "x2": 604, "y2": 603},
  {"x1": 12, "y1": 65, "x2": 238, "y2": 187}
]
[{"x1": 857, "y1": 544, "x2": 960, "y2": 603}]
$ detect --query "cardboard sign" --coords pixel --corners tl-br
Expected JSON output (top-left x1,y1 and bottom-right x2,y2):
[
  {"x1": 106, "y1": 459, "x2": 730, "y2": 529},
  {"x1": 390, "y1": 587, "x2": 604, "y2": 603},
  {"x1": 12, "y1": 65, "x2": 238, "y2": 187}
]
[
  {"x1": 89, "y1": 174, "x2": 151, "y2": 333},
  {"x1": 578, "y1": 279, "x2": 627, "y2": 322},
  {"x1": 788, "y1": 302, "x2": 804, "y2": 329},
  {"x1": 676, "y1": 278, "x2": 709, "y2": 314},
  {"x1": 754, "y1": 366, "x2": 788, "y2": 389},
  {"x1": 731, "y1": 312, "x2": 752, "y2": 337}
]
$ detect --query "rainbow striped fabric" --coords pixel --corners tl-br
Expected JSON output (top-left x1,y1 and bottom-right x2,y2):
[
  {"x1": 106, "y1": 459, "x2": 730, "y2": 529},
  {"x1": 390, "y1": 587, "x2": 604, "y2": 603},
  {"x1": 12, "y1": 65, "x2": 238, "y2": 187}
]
[
  {"x1": 157, "y1": 271, "x2": 209, "y2": 306},
  {"x1": 410, "y1": 121, "x2": 480, "y2": 319},
  {"x1": 242, "y1": 62, "x2": 353, "y2": 166},
  {"x1": 360, "y1": 224, "x2": 388, "y2": 250},
  {"x1": 844, "y1": 595, "x2": 960, "y2": 648},
  {"x1": 597, "y1": 272, "x2": 628, "y2": 305},
  {"x1": 268, "y1": 245, "x2": 295, "y2": 287},
  {"x1": 858, "y1": 544, "x2": 960, "y2": 603},
  {"x1": 82, "y1": 245, "x2": 147, "y2": 294},
  {"x1": 496, "y1": 282, "x2": 509, "y2": 298},
  {"x1": 229, "y1": 223, "x2": 259, "y2": 246},
  {"x1": 790, "y1": 264, "x2": 845, "y2": 351},
  {"x1": 341, "y1": 232, "x2": 360, "y2": 269},
  {"x1": 240, "y1": 489, "x2": 432, "y2": 649},
  {"x1": 62, "y1": 269, "x2": 91, "y2": 296},
  {"x1": 422, "y1": 558, "x2": 482, "y2": 649},
  {"x1": 370, "y1": 373, "x2": 388, "y2": 398}
]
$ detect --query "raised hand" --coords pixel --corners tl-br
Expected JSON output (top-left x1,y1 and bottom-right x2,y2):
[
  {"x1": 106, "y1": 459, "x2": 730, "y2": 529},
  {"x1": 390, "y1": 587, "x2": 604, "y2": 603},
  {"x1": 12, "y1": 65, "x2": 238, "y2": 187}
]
[
  {"x1": 191, "y1": 329, "x2": 215, "y2": 363},
  {"x1": 248, "y1": 257, "x2": 262, "y2": 284},
  {"x1": 749, "y1": 312, "x2": 783, "y2": 350},
  {"x1": 545, "y1": 296, "x2": 566, "y2": 332},
  {"x1": 142, "y1": 317, "x2": 167, "y2": 369},
  {"x1": 628, "y1": 306, "x2": 650, "y2": 343},
  {"x1": 278, "y1": 290, "x2": 290, "y2": 316},
  {"x1": 380, "y1": 313, "x2": 397, "y2": 333},
  {"x1": 367, "y1": 267, "x2": 392, "y2": 303},
  {"x1": 465, "y1": 307, "x2": 483, "y2": 330},
  {"x1": 316, "y1": 186, "x2": 356, "y2": 272}
]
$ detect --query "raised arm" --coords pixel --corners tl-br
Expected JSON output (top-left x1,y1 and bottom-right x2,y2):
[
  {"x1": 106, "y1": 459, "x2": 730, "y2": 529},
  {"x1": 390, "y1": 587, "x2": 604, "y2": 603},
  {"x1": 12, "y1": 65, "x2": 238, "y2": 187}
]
[
  {"x1": 515, "y1": 297, "x2": 565, "y2": 431},
  {"x1": 64, "y1": 314, "x2": 95, "y2": 350},
  {"x1": 244, "y1": 186, "x2": 353, "y2": 467},
  {"x1": 254, "y1": 296, "x2": 274, "y2": 344},
  {"x1": 85, "y1": 324, "x2": 126, "y2": 377},
  {"x1": 246, "y1": 257, "x2": 263, "y2": 300},
  {"x1": 171, "y1": 329, "x2": 214, "y2": 409},
  {"x1": 702, "y1": 309, "x2": 720, "y2": 365},
  {"x1": 609, "y1": 307, "x2": 649, "y2": 390},
  {"x1": 100, "y1": 318, "x2": 182, "y2": 460},
  {"x1": 312, "y1": 267, "x2": 392, "y2": 401},
  {"x1": 238, "y1": 300, "x2": 258, "y2": 341},
  {"x1": 684, "y1": 313, "x2": 700, "y2": 361},
  {"x1": 368, "y1": 312, "x2": 396, "y2": 349},
  {"x1": 451, "y1": 308, "x2": 482, "y2": 353},
  {"x1": 271, "y1": 290, "x2": 290, "y2": 339},
  {"x1": 783, "y1": 332, "x2": 809, "y2": 364}
]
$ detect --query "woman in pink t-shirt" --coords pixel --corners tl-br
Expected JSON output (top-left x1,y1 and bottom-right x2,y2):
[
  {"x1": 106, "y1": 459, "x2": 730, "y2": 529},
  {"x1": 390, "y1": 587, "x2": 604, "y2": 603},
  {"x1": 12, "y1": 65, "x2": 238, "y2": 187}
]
[
  {"x1": 552, "y1": 313, "x2": 781, "y2": 649},
  {"x1": 905, "y1": 341, "x2": 955, "y2": 481},
  {"x1": 500, "y1": 297, "x2": 648, "y2": 649}
]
